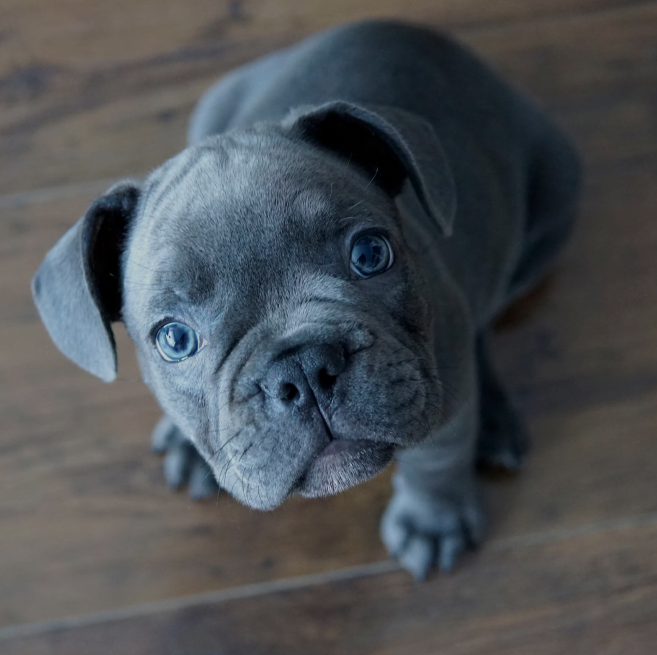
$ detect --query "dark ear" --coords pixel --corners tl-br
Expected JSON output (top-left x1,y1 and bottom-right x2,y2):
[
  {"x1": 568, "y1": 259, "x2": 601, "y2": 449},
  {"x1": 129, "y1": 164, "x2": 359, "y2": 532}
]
[
  {"x1": 285, "y1": 101, "x2": 456, "y2": 236},
  {"x1": 31, "y1": 180, "x2": 141, "y2": 382}
]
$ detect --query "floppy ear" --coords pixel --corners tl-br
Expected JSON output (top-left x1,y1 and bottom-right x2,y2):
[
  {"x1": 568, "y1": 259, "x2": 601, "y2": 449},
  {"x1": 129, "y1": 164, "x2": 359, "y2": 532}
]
[
  {"x1": 284, "y1": 101, "x2": 456, "y2": 236},
  {"x1": 31, "y1": 180, "x2": 141, "y2": 382}
]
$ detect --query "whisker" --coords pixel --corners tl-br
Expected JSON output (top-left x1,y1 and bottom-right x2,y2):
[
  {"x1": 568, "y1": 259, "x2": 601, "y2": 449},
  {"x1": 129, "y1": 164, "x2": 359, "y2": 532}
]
[{"x1": 361, "y1": 167, "x2": 379, "y2": 193}]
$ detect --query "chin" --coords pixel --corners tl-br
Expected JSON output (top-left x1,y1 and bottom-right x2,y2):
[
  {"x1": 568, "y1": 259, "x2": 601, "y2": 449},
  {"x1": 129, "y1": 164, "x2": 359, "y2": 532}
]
[{"x1": 294, "y1": 439, "x2": 396, "y2": 498}]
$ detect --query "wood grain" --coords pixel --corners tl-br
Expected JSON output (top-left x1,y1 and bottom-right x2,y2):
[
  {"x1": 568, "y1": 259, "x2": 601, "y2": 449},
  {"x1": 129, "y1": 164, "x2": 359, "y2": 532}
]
[
  {"x1": 4, "y1": 517, "x2": 657, "y2": 654},
  {"x1": 0, "y1": 2, "x2": 655, "y2": 194}
]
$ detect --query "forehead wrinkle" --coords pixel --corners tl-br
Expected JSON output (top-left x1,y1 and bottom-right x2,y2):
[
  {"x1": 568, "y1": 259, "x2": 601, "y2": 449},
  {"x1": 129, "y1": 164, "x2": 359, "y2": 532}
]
[
  {"x1": 291, "y1": 188, "x2": 334, "y2": 220},
  {"x1": 145, "y1": 149, "x2": 229, "y2": 230},
  {"x1": 135, "y1": 241, "x2": 218, "y2": 298},
  {"x1": 143, "y1": 290, "x2": 220, "y2": 329}
]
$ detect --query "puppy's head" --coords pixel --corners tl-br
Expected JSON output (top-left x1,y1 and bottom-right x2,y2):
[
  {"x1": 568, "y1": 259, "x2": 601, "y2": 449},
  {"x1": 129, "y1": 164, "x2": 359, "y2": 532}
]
[{"x1": 33, "y1": 102, "x2": 456, "y2": 509}]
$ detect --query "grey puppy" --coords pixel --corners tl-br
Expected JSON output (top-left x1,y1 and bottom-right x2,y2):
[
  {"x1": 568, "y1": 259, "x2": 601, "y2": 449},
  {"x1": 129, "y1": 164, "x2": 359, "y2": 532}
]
[{"x1": 32, "y1": 20, "x2": 580, "y2": 579}]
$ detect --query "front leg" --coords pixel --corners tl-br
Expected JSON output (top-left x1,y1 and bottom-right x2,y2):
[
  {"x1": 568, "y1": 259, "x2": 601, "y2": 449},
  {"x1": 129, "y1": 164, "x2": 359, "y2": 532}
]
[
  {"x1": 381, "y1": 347, "x2": 484, "y2": 580},
  {"x1": 151, "y1": 415, "x2": 220, "y2": 500},
  {"x1": 476, "y1": 334, "x2": 530, "y2": 470}
]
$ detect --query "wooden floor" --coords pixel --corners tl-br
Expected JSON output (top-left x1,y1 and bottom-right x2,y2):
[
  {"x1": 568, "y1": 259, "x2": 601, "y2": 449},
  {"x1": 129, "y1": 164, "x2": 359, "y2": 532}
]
[{"x1": 1, "y1": 0, "x2": 657, "y2": 652}]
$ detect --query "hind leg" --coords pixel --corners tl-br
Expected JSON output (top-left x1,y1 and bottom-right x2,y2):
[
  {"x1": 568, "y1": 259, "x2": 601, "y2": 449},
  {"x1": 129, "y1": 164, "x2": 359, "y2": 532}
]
[
  {"x1": 507, "y1": 123, "x2": 581, "y2": 303},
  {"x1": 479, "y1": 126, "x2": 581, "y2": 467},
  {"x1": 476, "y1": 335, "x2": 529, "y2": 470}
]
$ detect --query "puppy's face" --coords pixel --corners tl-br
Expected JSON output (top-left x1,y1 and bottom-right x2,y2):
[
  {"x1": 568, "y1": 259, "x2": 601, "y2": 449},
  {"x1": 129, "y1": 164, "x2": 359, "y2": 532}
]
[
  {"x1": 33, "y1": 102, "x2": 456, "y2": 511},
  {"x1": 122, "y1": 127, "x2": 442, "y2": 509}
]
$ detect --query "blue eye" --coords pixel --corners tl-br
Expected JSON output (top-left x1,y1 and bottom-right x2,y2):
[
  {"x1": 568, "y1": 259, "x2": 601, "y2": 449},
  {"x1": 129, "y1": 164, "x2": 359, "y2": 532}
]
[
  {"x1": 350, "y1": 234, "x2": 393, "y2": 278},
  {"x1": 155, "y1": 322, "x2": 202, "y2": 362}
]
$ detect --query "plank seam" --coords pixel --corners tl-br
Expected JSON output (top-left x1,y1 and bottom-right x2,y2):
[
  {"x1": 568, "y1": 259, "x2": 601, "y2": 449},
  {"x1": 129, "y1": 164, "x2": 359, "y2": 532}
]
[{"x1": 2, "y1": 510, "x2": 657, "y2": 642}]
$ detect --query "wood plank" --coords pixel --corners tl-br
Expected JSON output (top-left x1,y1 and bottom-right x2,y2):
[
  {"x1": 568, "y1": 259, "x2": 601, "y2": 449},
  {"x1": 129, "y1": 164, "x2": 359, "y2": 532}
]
[
  {"x1": 494, "y1": 160, "x2": 657, "y2": 419},
  {"x1": 4, "y1": 517, "x2": 657, "y2": 654},
  {"x1": 1, "y1": 0, "x2": 641, "y2": 74},
  {"x1": 0, "y1": 3, "x2": 655, "y2": 194},
  {"x1": 1, "y1": 353, "x2": 656, "y2": 626}
]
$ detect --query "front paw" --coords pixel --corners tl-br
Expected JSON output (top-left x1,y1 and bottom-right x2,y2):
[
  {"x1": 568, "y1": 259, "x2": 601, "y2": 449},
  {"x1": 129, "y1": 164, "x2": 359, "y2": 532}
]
[
  {"x1": 151, "y1": 416, "x2": 219, "y2": 500},
  {"x1": 380, "y1": 474, "x2": 485, "y2": 580}
]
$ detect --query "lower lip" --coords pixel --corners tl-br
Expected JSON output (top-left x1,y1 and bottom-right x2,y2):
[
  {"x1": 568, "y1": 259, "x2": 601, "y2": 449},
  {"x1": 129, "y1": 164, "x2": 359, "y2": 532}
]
[{"x1": 295, "y1": 439, "x2": 395, "y2": 497}]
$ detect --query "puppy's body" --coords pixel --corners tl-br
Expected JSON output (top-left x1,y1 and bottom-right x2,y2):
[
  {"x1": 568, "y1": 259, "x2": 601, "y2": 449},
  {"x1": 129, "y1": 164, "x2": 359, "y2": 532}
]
[{"x1": 33, "y1": 21, "x2": 580, "y2": 579}]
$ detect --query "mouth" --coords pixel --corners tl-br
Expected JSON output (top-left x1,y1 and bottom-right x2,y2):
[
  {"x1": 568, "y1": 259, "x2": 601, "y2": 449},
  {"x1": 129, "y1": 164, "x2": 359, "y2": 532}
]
[{"x1": 294, "y1": 439, "x2": 395, "y2": 498}]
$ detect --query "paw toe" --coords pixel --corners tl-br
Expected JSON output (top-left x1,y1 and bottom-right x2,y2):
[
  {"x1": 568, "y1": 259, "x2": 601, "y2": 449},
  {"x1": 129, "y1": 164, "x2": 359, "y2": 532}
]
[
  {"x1": 463, "y1": 501, "x2": 486, "y2": 546},
  {"x1": 436, "y1": 534, "x2": 464, "y2": 572},
  {"x1": 151, "y1": 416, "x2": 178, "y2": 453},
  {"x1": 162, "y1": 440, "x2": 195, "y2": 489},
  {"x1": 188, "y1": 458, "x2": 219, "y2": 499},
  {"x1": 400, "y1": 535, "x2": 435, "y2": 581},
  {"x1": 380, "y1": 507, "x2": 409, "y2": 558}
]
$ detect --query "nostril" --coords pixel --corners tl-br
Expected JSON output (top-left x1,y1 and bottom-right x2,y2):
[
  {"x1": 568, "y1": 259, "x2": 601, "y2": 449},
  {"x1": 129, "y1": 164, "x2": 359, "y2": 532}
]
[
  {"x1": 318, "y1": 367, "x2": 338, "y2": 390},
  {"x1": 280, "y1": 382, "x2": 299, "y2": 403}
]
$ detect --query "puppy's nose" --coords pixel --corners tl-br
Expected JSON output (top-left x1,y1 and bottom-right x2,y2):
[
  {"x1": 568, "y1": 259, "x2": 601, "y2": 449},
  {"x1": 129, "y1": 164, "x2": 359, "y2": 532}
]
[
  {"x1": 299, "y1": 344, "x2": 346, "y2": 394},
  {"x1": 262, "y1": 344, "x2": 346, "y2": 409}
]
